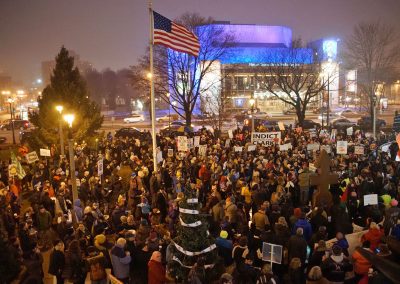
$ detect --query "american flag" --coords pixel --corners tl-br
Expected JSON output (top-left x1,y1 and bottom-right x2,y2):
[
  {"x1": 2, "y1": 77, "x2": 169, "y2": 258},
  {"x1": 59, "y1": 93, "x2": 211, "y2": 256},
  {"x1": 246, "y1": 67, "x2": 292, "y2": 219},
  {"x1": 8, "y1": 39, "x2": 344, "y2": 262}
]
[{"x1": 153, "y1": 11, "x2": 200, "y2": 57}]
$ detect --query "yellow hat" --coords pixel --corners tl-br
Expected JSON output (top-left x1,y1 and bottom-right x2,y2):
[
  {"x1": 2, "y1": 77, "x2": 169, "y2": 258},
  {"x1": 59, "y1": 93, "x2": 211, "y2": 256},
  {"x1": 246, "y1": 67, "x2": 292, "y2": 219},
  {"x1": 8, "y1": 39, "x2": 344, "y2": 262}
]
[{"x1": 220, "y1": 230, "x2": 228, "y2": 239}]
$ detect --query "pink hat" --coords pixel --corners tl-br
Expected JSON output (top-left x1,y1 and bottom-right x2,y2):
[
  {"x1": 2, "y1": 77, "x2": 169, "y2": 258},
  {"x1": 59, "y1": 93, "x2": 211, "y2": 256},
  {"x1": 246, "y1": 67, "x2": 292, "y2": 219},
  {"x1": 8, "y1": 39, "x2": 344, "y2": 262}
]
[{"x1": 391, "y1": 199, "x2": 398, "y2": 207}]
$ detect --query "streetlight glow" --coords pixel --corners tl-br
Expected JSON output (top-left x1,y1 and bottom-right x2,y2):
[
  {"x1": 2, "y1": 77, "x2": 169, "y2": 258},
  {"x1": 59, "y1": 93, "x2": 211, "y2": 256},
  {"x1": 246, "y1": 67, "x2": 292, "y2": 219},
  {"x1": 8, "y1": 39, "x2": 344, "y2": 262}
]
[
  {"x1": 249, "y1": 98, "x2": 255, "y2": 106},
  {"x1": 1, "y1": 90, "x2": 11, "y2": 95},
  {"x1": 7, "y1": 97, "x2": 15, "y2": 104},
  {"x1": 56, "y1": 105, "x2": 64, "y2": 113},
  {"x1": 147, "y1": 72, "x2": 152, "y2": 79},
  {"x1": 63, "y1": 114, "x2": 75, "y2": 128},
  {"x1": 16, "y1": 90, "x2": 24, "y2": 95}
]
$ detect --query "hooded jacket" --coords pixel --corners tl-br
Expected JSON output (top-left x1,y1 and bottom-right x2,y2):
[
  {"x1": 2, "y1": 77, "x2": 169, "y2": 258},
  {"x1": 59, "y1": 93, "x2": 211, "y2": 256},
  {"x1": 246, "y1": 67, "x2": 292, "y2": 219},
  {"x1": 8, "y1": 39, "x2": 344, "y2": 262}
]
[{"x1": 110, "y1": 245, "x2": 131, "y2": 279}]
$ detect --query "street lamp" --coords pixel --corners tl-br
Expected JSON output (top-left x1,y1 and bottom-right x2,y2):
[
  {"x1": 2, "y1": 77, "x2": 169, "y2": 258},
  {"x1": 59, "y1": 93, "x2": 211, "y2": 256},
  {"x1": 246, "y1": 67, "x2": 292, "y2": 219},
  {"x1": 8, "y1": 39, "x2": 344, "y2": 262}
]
[
  {"x1": 56, "y1": 105, "x2": 65, "y2": 158},
  {"x1": 63, "y1": 113, "x2": 78, "y2": 210},
  {"x1": 7, "y1": 97, "x2": 16, "y2": 144},
  {"x1": 166, "y1": 93, "x2": 171, "y2": 128},
  {"x1": 249, "y1": 97, "x2": 256, "y2": 142}
]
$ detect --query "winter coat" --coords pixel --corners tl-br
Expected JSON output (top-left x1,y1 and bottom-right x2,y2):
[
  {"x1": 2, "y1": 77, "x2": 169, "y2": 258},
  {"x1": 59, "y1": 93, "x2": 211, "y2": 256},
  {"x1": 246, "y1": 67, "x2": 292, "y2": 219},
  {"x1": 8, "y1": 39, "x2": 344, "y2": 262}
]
[
  {"x1": 352, "y1": 248, "x2": 372, "y2": 275},
  {"x1": 252, "y1": 211, "x2": 270, "y2": 232},
  {"x1": 292, "y1": 218, "x2": 313, "y2": 241},
  {"x1": 37, "y1": 210, "x2": 52, "y2": 231},
  {"x1": 274, "y1": 223, "x2": 291, "y2": 246},
  {"x1": 361, "y1": 228, "x2": 384, "y2": 251},
  {"x1": 148, "y1": 259, "x2": 166, "y2": 284},
  {"x1": 73, "y1": 199, "x2": 83, "y2": 221},
  {"x1": 110, "y1": 245, "x2": 131, "y2": 279},
  {"x1": 215, "y1": 237, "x2": 233, "y2": 266},
  {"x1": 321, "y1": 254, "x2": 352, "y2": 283},
  {"x1": 224, "y1": 202, "x2": 238, "y2": 224},
  {"x1": 287, "y1": 235, "x2": 308, "y2": 264},
  {"x1": 48, "y1": 249, "x2": 65, "y2": 277}
]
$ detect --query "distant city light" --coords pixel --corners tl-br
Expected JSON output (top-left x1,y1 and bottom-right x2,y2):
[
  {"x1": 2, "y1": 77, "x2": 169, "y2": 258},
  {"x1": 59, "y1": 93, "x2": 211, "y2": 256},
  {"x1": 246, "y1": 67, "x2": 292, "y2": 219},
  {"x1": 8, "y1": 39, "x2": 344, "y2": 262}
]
[{"x1": 36, "y1": 79, "x2": 42, "y2": 84}]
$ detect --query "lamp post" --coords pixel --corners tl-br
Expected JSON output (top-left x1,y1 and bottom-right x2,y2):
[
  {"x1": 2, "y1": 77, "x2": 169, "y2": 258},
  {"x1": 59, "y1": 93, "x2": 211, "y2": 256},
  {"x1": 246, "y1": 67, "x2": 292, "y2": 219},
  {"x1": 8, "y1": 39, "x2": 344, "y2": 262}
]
[
  {"x1": 56, "y1": 105, "x2": 65, "y2": 158},
  {"x1": 166, "y1": 93, "x2": 171, "y2": 129},
  {"x1": 372, "y1": 95, "x2": 377, "y2": 139},
  {"x1": 7, "y1": 97, "x2": 16, "y2": 144},
  {"x1": 63, "y1": 114, "x2": 78, "y2": 205},
  {"x1": 249, "y1": 96, "x2": 256, "y2": 142}
]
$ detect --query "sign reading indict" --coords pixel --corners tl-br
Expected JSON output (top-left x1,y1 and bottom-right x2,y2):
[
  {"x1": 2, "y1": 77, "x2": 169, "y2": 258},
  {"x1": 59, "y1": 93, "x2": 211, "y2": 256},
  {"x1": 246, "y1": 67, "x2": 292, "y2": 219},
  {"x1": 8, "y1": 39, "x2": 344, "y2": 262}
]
[
  {"x1": 252, "y1": 132, "x2": 281, "y2": 146},
  {"x1": 40, "y1": 148, "x2": 51, "y2": 157},
  {"x1": 26, "y1": 151, "x2": 39, "y2": 164}
]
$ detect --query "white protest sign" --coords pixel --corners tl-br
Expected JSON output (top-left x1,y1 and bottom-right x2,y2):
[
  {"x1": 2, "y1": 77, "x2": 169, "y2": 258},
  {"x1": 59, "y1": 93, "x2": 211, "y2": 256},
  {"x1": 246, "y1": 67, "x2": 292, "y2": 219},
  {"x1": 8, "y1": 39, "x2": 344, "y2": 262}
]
[
  {"x1": 187, "y1": 138, "x2": 194, "y2": 149},
  {"x1": 347, "y1": 127, "x2": 353, "y2": 136},
  {"x1": 247, "y1": 145, "x2": 256, "y2": 152},
  {"x1": 307, "y1": 143, "x2": 320, "y2": 151},
  {"x1": 279, "y1": 143, "x2": 292, "y2": 151},
  {"x1": 225, "y1": 139, "x2": 230, "y2": 148},
  {"x1": 309, "y1": 163, "x2": 317, "y2": 172},
  {"x1": 278, "y1": 122, "x2": 285, "y2": 131},
  {"x1": 336, "y1": 141, "x2": 348, "y2": 155},
  {"x1": 234, "y1": 146, "x2": 243, "y2": 152},
  {"x1": 320, "y1": 145, "x2": 332, "y2": 154},
  {"x1": 156, "y1": 148, "x2": 163, "y2": 164},
  {"x1": 26, "y1": 151, "x2": 39, "y2": 164},
  {"x1": 168, "y1": 149, "x2": 174, "y2": 157},
  {"x1": 40, "y1": 148, "x2": 51, "y2": 157},
  {"x1": 198, "y1": 145, "x2": 207, "y2": 156},
  {"x1": 177, "y1": 136, "x2": 188, "y2": 152},
  {"x1": 330, "y1": 129, "x2": 337, "y2": 140},
  {"x1": 228, "y1": 129, "x2": 233, "y2": 139},
  {"x1": 194, "y1": 136, "x2": 200, "y2": 147},
  {"x1": 364, "y1": 194, "x2": 378, "y2": 206},
  {"x1": 354, "y1": 146, "x2": 364, "y2": 155},
  {"x1": 252, "y1": 132, "x2": 281, "y2": 146},
  {"x1": 262, "y1": 242, "x2": 283, "y2": 264},
  {"x1": 97, "y1": 159, "x2": 103, "y2": 175}
]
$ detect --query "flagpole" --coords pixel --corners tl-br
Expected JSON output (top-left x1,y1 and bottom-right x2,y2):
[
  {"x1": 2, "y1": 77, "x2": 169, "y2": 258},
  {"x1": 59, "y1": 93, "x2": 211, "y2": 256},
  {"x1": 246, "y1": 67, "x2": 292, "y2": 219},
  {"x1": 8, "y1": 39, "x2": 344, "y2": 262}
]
[{"x1": 148, "y1": 0, "x2": 157, "y2": 172}]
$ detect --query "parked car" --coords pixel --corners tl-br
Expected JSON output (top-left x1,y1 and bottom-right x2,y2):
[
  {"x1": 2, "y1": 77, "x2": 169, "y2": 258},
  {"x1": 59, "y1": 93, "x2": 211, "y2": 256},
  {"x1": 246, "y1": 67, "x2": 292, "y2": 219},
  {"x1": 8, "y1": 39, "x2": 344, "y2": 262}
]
[
  {"x1": 115, "y1": 127, "x2": 150, "y2": 140},
  {"x1": 338, "y1": 109, "x2": 361, "y2": 118},
  {"x1": 1, "y1": 119, "x2": 30, "y2": 130},
  {"x1": 156, "y1": 114, "x2": 179, "y2": 123},
  {"x1": 19, "y1": 131, "x2": 33, "y2": 145},
  {"x1": 252, "y1": 111, "x2": 272, "y2": 119},
  {"x1": 331, "y1": 118, "x2": 357, "y2": 129},
  {"x1": 318, "y1": 113, "x2": 342, "y2": 122},
  {"x1": 313, "y1": 106, "x2": 331, "y2": 114},
  {"x1": 123, "y1": 114, "x2": 145, "y2": 123},
  {"x1": 283, "y1": 107, "x2": 297, "y2": 115},
  {"x1": 0, "y1": 136, "x2": 6, "y2": 144},
  {"x1": 357, "y1": 116, "x2": 386, "y2": 130},
  {"x1": 302, "y1": 119, "x2": 321, "y2": 129}
]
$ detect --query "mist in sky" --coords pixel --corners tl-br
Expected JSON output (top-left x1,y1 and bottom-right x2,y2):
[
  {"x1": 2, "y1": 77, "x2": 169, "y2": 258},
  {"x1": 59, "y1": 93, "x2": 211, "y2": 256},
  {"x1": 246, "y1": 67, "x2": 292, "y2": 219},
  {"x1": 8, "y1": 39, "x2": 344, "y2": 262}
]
[{"x1": 0, "y1": 0, "x2": 399, "y2": 85}]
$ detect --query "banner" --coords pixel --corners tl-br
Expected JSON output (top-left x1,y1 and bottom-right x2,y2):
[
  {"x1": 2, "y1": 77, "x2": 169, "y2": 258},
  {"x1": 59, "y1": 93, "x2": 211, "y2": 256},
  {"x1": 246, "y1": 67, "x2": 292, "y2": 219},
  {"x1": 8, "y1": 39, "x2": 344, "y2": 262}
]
[
  {"x1": 252, "y1": 132, "x2": 281, "y2": 146},
  {"x1": 39, "y1": 148, "x2": 51, "y2": 157},
  {"x1": 26, "y1": 151, "x2": 39, "y2": 164},
  {"x1": 354, "y1": 146, "x2": 364, "y2": 155},
  {"x1": 337, "y1": 141, "x2": 348, "y2": 154},
  {"x1": 194, "y1": 136, "x2": 200, "y2": 147},
  {"x1": 177, "y1": 136, "x2": 188, "y2": 152}
]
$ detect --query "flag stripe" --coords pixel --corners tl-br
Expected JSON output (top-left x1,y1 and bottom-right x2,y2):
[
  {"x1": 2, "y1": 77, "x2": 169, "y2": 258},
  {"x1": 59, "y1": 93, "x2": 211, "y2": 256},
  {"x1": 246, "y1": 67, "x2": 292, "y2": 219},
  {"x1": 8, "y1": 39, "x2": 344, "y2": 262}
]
[
  {"x1": 154, "y1": 30, "x2": 200, "y2": 49},
  {"x1": 152, "y1": 11, "x2": 200, "y2": 57}
]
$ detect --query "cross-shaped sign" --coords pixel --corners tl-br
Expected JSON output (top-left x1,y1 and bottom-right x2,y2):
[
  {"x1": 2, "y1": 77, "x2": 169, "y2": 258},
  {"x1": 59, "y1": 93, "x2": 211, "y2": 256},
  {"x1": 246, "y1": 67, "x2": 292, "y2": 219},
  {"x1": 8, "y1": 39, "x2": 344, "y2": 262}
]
[{"x1": 310, "y1": 149, "x2": 338, "y2": 208}]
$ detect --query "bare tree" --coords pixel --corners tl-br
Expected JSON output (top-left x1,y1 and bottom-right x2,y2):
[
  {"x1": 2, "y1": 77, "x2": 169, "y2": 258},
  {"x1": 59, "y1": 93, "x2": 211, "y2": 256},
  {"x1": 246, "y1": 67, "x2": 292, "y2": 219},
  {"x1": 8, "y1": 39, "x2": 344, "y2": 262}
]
[
  {"x1": 344, "y1": 21, "x2": 400, "y2": 126},
  {"x1": 255, "y1": 39, "x2": 333, "y2": 127},
  {"x1": 130, "y1": 13, "x2": 233, "y2": 127}
]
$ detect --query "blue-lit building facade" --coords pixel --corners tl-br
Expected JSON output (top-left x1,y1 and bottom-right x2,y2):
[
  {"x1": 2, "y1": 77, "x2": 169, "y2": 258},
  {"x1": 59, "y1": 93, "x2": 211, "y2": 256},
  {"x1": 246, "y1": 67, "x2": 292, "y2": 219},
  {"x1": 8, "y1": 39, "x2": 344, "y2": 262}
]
[{"x1": 195, "y1": 23, "x2": 340, "y2": 113}]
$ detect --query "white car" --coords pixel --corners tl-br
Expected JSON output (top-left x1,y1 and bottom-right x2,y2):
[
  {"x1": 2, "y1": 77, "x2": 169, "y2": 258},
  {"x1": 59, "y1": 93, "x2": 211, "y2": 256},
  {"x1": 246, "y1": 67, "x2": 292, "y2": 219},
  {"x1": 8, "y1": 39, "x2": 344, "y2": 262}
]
[
  {"x1": 123, "y1": 114, "x2": 145, "y2": 123},
  {"x1": 156, "y1": 114, "x2": 179, "y2": 123}
]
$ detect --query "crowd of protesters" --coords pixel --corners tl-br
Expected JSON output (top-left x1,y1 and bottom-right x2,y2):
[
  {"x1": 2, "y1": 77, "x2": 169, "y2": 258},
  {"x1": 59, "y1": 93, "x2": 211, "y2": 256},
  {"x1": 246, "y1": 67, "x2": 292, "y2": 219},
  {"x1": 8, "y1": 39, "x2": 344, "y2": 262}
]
[{"x1": 0, "y1": 123, "x2": 400, "y2": 284}]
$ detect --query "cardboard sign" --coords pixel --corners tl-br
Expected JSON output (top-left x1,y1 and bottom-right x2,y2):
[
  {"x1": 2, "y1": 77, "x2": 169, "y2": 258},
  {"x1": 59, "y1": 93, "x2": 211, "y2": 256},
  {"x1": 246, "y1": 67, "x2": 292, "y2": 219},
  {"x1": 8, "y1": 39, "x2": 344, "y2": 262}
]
[
  {"x1": 307, "y1": 143, "x2": 320, "y2": 151},
  {"x1": 234, "y1": 146, "x2": 243, "y2": 152},
  {"x1": 8, "y1": 164, "x2": 17, "y2": 177},
  {"x1": 194, "y1": 136, "x2": 200, "y2": 147},
  {"x1": 177, "y1": 136, "x2": 188, "y2": 152},
  {"x1": 168, "y1": 149, "x2": 174, "y2": 157},
  {"x1": 199, "y1": 145, "x2": 207, "y2": 156},
  {"x1": 252, "y1": 132, "x2": 281, "y2": 146},
  {"x1": 336, "y1": 141, "x2": 348, "y2": 155},
  {"x1": 247, "y1": 145, "x2": 256, "y2": 152},
  {"x1": 187, "y1": 138, "x2": 194, "y2": 149},
  {"x1": 26, "y1": 151, "x2": 39, "y2": 164},
  {"x1": 228, "y1": 129, "x2": 233, "y2": 139},
  {"x1": 354, "y1": 146, "x2": 364, "y2": 155},
  {"x1": 346, "y1": 127, "x2": 353, "y2": 136},
  {"x1": 39, "y1": 148, "x2": 51, "y2": 157},
  {"x1": 279, "y1": 143, "x2": 292, "y2": 151},
  {"x1": 278, "y1": 122, "x2": 285, "y2": 131},
  {"x1": 97, "y1": 159, "x2": 103, "y2": 176},
  {"x1": 320, "y1": 145, "x2": 332, "y2": 154},
  {"x1": 262, "y1": 242, "x2": 283, "y2": 264},
  {"x1": 364, "y1": 194, "x2": 378, "y2": 206}
]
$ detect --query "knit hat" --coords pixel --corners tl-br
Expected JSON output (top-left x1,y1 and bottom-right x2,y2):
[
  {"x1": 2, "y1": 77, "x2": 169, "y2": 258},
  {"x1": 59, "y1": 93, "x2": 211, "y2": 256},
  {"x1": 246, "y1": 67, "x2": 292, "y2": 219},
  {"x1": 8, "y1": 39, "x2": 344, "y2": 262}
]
[
  {"x1": 391, "y1": 199, "x2": 398, "y2": 207},
  {"x1": 220, "y1": 230, "x2": 228, "y2": 239},
  {"x1": 294, "y1": 208, "x2": 302, "y2": 218},
  {"x1": 95, "y1": 234, "x2": 106, "y2": 245}
]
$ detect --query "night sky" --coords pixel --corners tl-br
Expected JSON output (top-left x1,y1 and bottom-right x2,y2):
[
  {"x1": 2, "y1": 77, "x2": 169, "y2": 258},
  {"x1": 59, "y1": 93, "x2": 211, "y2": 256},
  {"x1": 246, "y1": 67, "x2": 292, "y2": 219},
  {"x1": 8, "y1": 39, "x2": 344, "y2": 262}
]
[{"x1": 1, "y1": 0, "x2": 399, "y2": 85}]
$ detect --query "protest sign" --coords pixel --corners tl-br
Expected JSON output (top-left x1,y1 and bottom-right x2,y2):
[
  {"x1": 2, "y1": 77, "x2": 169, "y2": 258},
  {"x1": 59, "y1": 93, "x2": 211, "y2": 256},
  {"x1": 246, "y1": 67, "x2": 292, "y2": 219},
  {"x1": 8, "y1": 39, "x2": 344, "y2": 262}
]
[
  {"x1": 278, "y1": 122, "x2": 285, "y2": 131},
  {"x1": 330, "y1": 129, "x2": 337, "y2": 140},
  {"x1": 177, "y1": 136, "x2": 188, "y2": 152},
  {"x1": 26, "y1": 151, "x2": 39, "y2": 164},
  {"x1": 252, "y1": 132, "x2": 281, "y2": 146},
  {"x1": 97, "y1": 159, "x2": 103, "y2": 175},
  {"x1": 354, "y1": 146, "x2": 364, "y2": 155},
  {"x1": 347, "y1": 127, "x2": 353, "y2": 136},
  {"x1": 228, "y1": 129, "x2": 233, "y2": 138},
  {"x1": 307, "y1": 143, "x2": 320, "y2": 151},
  {"x1": 262, "y1": 242, "x2": 283, "y2": 264},
  {"x1": 234, "y1": 146, "x2": 243, "y2": 152},
  {"x1": 194, "y1": 136, "x2": 200, "y2": 147},
  {"x1": 156, "y1": 148, "x2": 163, "y2": 164},
  {"x1": 320, "y1": 145, "x2": 331, "y2": 154},
  {"x1": 279, "y1": 143, "x2": 292, "y2": 151},
  {"x1": 225, "y1": 139, "x2": 230, "y2": 148},
  {"x1": 199, "y1": 145, "x2": 207, "y2": 156},
  {"x1": 247, "y1": 145, "x2": 256, "y2": 152},
  {"x1": 40, "y1": 148, "x2": 51, "y2": 157},
  {"x1": 364, "y1": 194, "x2": 378, "y2": 206},
  {"x1": 336, "y1": 141, "x2": 348, "y2": 154},
  {"x1": 187, "y1": 138, "x2": 194, "y2": 149},
  {"x1": 168, "y1": 149, "x2": 174, "y2": 157}
]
